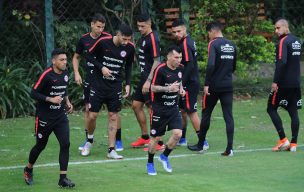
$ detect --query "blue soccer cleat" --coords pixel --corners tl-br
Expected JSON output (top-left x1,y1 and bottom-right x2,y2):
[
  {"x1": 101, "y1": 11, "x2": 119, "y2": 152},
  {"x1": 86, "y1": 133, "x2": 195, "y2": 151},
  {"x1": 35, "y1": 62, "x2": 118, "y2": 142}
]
[
  {"x1": 115, "y1": 140, "x2": 124, "y2": 151},
  {"x1": 146, "y1": 163, "x2": 157, "y2": 175},
  {"x1": 158, "y1": 153, "x2": 172, "y2": 173}
]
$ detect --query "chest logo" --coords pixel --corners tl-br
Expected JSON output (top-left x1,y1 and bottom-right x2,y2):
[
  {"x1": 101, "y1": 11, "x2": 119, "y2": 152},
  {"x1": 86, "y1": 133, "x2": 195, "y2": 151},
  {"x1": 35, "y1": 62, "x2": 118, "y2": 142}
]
[
  {"x1": 178, "y1": 72, "x2": 182, "y2": 78},
  {"x1": 64, "y1": 75, "x2": 68, "y2": 82},
  {"x1": 120, "y1": 50, "x2": 127, "y2": 57}
]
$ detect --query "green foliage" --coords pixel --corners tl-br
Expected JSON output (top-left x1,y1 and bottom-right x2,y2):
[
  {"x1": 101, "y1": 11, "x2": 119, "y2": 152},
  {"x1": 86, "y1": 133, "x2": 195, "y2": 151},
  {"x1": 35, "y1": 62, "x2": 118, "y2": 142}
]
[
  {"x1": 0, "y1": 58, "x2": 43, "y2": 118},
  {"x1": 191, "y1": 0, "x2": 276, "y2": 80}
]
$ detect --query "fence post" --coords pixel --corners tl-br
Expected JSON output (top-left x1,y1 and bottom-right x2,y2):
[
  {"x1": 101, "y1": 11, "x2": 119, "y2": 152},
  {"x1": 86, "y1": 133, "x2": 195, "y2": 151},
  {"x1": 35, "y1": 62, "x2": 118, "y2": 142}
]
[
  {"x1": 45, "y1": 0, "x2": 54, "y2": 67},
  {"x1": 180, "y1": 0, "x2": 190, "y2": 29}
]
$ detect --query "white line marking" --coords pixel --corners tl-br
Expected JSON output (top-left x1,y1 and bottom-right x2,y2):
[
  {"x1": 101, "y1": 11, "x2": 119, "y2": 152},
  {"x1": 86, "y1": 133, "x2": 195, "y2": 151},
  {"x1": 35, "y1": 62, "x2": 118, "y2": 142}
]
[{"x1": 0, "y1": 145, "x2": 302, "y2": 171}]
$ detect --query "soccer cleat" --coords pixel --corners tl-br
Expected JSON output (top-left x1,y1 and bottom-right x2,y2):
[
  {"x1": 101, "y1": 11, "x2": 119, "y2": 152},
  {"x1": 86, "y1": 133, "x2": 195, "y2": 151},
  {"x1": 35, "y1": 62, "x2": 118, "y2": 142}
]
[
  {"x1": 107, "y1": 150, "x2": 123, "y2": 159},
  {"x1": 23, "y1": 167, "x2": 33, "y2": 185},
  {"x1": 272, "y1": 138, "x2": 290, "y2": 152},
  {"x1": 115, "y1": 140, "x2": 124, "y2": 151},
  {"x1": 81, "y1": 142, "x2": 92, "y2": 156},
  {"x1": 221, "y1": 150, "x2": 234, "y2": 156},
  {"x1": 158, "y1": 153, "x2": 172, "y2": 173},
  {"x1": 58, "y1": 177, "x2": 75, "y2": 188},
  {"x1": 146, "y1": 163, "x2": 157, "y2": 175},
  {"x1": 287, "y1": 143, "x2": 297, "y2": 152},
  {"x1": 177, "y1": 138, "x2": 187, "y2": 146},
  {"x1": 143, "y1": 144, "x2": 165, "y2": 152},
  {"x1": 78, "y1": 140, "x2": 87, "y2": 151},
  {"x1": 203, "y1": 140, "x2": 209, "y2": 150},
  {"x1": 187, "y1": 144, "x2": 205, "y2": 153},
  {"x1": 131, "y1": 137, "x2": 150, "y2": 147}
]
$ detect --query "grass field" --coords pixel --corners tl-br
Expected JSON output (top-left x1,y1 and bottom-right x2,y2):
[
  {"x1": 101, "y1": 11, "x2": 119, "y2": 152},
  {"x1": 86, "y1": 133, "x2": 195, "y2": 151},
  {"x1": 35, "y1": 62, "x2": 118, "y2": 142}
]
[{"x1": 0, "y1": 98, "x2": 303, "y2": 192}]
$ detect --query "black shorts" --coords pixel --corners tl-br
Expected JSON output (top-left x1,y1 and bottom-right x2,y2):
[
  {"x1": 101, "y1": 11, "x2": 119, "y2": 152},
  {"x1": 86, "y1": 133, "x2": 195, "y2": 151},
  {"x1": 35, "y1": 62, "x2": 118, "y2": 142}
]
[
  {"x1": 83, "y1": 81, "x2": 90, "y2": 104},
  {"x1": 179, "y1": 82, "x2": 200, "y2": 113},
  {"x1": 35, "y1": 115, "x2": 69, "y2": 143},
  {"x1": 150, "y1": 107, "x2": 182, "y2": 137},
  {"x1": 268, "y1": 87, "x2": 302, "y2": 110},
  {"x1": 132, "y1": 80, "x2": 151, "y2": 104},
  {"x1": 89, "y1": 87, "x2": 122, "y2": 112}
]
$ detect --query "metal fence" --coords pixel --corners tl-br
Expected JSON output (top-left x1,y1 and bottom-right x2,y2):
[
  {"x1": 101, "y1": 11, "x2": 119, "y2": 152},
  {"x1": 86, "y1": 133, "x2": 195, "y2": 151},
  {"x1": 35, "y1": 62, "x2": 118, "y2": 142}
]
[{"x1": 1, "y1": 0, "x2": 304, "y2": 66}]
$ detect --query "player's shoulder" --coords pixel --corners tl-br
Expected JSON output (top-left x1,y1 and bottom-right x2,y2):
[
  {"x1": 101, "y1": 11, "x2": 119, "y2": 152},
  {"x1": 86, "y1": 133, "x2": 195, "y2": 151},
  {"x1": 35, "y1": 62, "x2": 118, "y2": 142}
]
[
  {"x1": 100, "y1": 31, "x2": 112, "y2": 37},
  {"x1": 127, "y1": 41, "x2": 136, "y2": 49}
]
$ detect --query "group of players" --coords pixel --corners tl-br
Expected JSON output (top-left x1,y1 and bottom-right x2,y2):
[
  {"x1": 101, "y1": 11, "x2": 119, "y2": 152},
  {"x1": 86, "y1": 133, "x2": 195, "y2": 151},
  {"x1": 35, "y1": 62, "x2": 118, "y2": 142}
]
[{"x1": 23, "y1": 12, "x2": 302, "y2": 187}]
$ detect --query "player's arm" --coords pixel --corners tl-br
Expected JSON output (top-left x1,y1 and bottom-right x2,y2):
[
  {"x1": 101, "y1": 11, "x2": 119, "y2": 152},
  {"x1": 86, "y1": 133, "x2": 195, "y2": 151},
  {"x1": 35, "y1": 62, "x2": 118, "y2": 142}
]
[
  {"x1": 31, "y1": 76, "x2": 62, "y2": 104},
  {"x1": 273, "y1": 39, "x2": 288, "y2": 85},
  {"x1": 204, "y1": 42, "x2": 216, "y2": 87},
  {"x1": 72, "y1": 53, "x2": 82, "y2": 85},
  {"x1": 64, "y1": 96, "x2": 73, "y2": 113},
  {"x1": 142, "y1": 57, "x2": 161, "y2": 93},
  {"x1": 182, "y1": 42, "x2": 194, "y2": 85},
  {"x1": 233, "y1": 47, "x2": 237, "y2": 73},
  {"x1": 123, "y1": 47, "x2": 135, "y2": 98}
]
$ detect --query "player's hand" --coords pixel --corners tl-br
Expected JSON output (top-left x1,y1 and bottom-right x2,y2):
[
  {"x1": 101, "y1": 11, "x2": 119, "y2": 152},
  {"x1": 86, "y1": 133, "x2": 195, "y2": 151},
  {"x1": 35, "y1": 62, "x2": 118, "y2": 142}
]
[
  {"x1": 74, "y1": 72, "x2": 82, "y2": 85},
  {"x1": 168, "y1": 81, "x2": 180, "y2": 92},
  {"x1": 204, "y1": 86, "x2": 210, "y2": 96},
  {"x1": 180, "y1": 88, "x2": 186, "y2": 97},
  {"x1": 101, "y1": 67, "x2": 113, "y2": 77},
  {"x1": 142, "y1": 81, "x2": 151, "y2": 94},
  {"x1": 271, "y1": 83, "x2": 278, "y2": 92},
  {"x1": 65, "y1": 102, "x2": 73, "y2": 113},
  {"x1": 123, "y1": 85, "x2": 130, "y2": 98},
  {"x1": 48, "y1": 96, "x2": 63, "y2": 104}
]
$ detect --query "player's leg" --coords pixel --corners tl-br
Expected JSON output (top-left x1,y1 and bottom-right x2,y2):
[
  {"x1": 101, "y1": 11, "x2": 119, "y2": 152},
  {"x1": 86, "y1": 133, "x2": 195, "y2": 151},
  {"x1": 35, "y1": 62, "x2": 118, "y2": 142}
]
[
  {"x1": 53, "y1": 117, "x2": 75, "y2": 188},
  {"x1": 81, "y1": 89, "x2": 103, "y2": 156},
  {"x1": 106, "y1": 90, "x2": 123, "y2": 159},
  {"x1": 188, "y1": 92, "x2": 218, "y2": 152},
  {"x1": 115, "y1": 114, "x2": 123, "y2": 151},
  {"x1": 286, "y1": 88, "x2": 302, "y2": 152},
  {"x1": 78, "y1": 81, "x2": 90, "y2": 150},
  {"x1": 24, "y1": 117, "x2": 52, "y2": 185},
  {"x1": 131, "y1": 100, "x2": 150, "y2": 147},
  {"x1": 267, "y1": 90, "x2": 289, "y2": 151},
  {"x1": 219, "y1": 91, "x2": 234, "y2": 156},
  {"x1": 159, "y1": 111, "x2": 182, "y2": 173}
]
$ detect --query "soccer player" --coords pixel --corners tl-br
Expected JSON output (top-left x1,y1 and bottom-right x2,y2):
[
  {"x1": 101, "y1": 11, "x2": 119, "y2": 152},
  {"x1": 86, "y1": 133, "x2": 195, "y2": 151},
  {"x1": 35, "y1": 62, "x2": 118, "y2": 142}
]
[
  {"x1": 146, "y1": 45, "x2": 185, "y2": 175},
  {"x1": 171, "y1": 19, "x2": 209, "y2": 149},
  {"x1": 130, "y1": 13, "x2": 164, "y2": 150},
  {"x1": 72, "y1": 13, "x2": 124, "y2": 151},
  {"x1": 188, "y1": 21, "x2": 236, "y2": 156},
  {"x1": 267, "y1": 19, "x2": 302, "y2": 152},
  {"x1": 81, "y1": 23, "x2": 135, "y2": 159},
  {"x1": 23, "y1": 48, "x2": 75, "y2": 188}
]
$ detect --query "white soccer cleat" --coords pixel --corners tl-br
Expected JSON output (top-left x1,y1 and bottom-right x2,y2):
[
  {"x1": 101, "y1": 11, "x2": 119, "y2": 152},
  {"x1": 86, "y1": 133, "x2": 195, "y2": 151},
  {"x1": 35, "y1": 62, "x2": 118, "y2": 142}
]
[
  {"x1": 81, "y1": 142, "x2": 92, "y2": 156},
  {"x1": 107, "y1": 150, "x2": 123, "y2": 159}
]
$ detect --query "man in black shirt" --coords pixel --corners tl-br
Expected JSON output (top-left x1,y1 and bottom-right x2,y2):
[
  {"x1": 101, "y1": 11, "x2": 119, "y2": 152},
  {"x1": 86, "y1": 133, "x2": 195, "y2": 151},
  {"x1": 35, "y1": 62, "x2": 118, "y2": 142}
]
[
  {"x1": 131, "y1": 13, "x2": 163, "y2": 150},
  {"x1": 23, "y1": 48, "x2": 75, "y2": 188},
  {"x1": 81, "y1": 24, "x2": 135, "y2": 159},
  {"x1": 267, "y1": 19, "x2": 302, "y2": 152},
  {"x1": 146, "y1": 46, "x2": 185, "y2": 175},
  {"x1": 188, "y1": 21, "x2": 236, "y2": 156},
  {"x1": 171, "y1": 19, "x2": 209, "y2": 149},
  {"x1": 72, "y1": 13, "x2": 117, "y2": 151}
]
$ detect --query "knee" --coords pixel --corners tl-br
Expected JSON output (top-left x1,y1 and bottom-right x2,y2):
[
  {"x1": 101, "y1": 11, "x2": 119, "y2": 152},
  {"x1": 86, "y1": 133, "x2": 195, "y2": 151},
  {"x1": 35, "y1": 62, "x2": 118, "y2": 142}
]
[
  {"x1": 132, "y1": 102, "x2": 141, "y2": 112},
  {"x1": 34, "y1": 143, "x2": 47, "y2": 152},
  {"x1": 108, "y1": 112, "x2": 118, "y2": 122},
  {"x1": 89, "y1": 112, "x2": 98, "y2": 121},
  {"x1": 60, "y1": 141, "x2": 70, "y2": 150},
  {"x1": 267, "y1": 105, "x2": 275, "y2": 114},
  {"x1": 173, "y1": 130, "x2": 182, "y2": 140}
]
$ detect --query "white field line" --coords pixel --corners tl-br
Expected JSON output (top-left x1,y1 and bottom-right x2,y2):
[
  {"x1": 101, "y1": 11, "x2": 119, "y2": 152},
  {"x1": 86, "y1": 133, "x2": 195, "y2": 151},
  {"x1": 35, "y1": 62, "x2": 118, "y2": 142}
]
[{"x1": 0, "y1": 145, "x2": 302, "y2": 171}]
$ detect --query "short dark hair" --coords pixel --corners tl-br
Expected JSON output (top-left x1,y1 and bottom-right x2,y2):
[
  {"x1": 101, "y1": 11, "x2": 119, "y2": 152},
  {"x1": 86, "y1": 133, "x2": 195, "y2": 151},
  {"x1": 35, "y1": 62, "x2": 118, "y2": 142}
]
[
  {"x1": 51, "y1": 48, "x2": 67, "y2": 58},
  {"x1": 118, "y1": 23, "x2": 133, "y2": 36},
  {"x1": 136, "y1": 13, "x2": 151, "y2": 22},
  {"x1": 206, "y1": 21, "x2": 222, "y2": 32},
  {"x1": 172, "y1": 19, "x2": 185, "y2": 28},
  {"x1": 91, "y1": 13, "x2": 106, "y2": 23},
  {"x1": 166, "y1": 45, "x2": 182, "y2": 55}
]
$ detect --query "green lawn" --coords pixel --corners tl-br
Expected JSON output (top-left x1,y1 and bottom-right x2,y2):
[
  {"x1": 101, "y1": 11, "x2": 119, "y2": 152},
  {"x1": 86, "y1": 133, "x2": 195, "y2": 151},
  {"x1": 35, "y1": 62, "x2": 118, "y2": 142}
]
[{"x1": 0, "y1": 98, "x2": 303, "y2": 192}]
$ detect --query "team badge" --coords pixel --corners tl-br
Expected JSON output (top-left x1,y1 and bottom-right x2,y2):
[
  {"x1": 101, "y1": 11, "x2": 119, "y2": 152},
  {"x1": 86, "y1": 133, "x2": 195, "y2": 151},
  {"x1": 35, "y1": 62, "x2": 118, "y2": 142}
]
[
  {"x1": 64, "y1": 75, "x2": 68, "y2": 82},
  {"x1": 151, "y1": 129, "x2": 156, "y2": 135},
  {"x1": 178, "y1": 72, "x2": 182, "y2": 78},
  {"x1": 38, "y1": 133, "x2": 43, "y2": 139},
  {"x1": 142, "y1": 40, "x2": 146, "y2": 47},
  {"x1": 120, "y1": 50, "x2": 127, "y2": 57}
]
